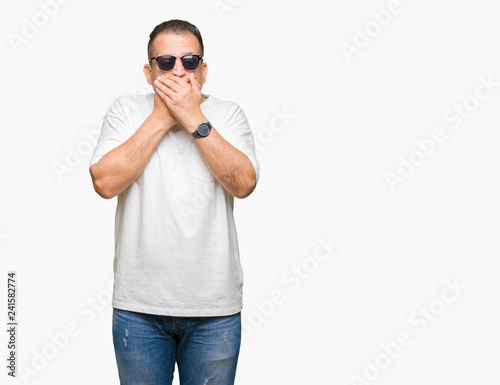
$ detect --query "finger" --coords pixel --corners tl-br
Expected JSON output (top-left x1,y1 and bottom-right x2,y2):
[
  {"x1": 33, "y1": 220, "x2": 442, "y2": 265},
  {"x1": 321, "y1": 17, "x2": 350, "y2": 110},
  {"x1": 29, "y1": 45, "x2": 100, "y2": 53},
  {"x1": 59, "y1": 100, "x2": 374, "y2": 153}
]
[
  {"x1": 170, "y1": 74, "x2": 190, "y2": 83},
  {"x1": 155, "y1": 78, "x2": 177, "y2": 100},
  {"x1": 189, "y1": 73, "x2": 202, "y2": 90},
  {"x1": 155, "y1": 84, "x2": 173, "y2": 105},
  {"x1": 155, "y1": 75, "x2": 182, "y2": 93},
  {"x1": 166, "y1": 75, "x2": 190, "y2": 89}
]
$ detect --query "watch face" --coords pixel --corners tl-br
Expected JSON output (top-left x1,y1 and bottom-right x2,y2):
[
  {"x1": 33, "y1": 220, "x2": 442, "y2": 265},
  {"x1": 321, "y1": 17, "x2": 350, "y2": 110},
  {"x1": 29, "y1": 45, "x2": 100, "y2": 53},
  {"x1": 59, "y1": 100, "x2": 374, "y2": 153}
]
[{"x1": 198, "y1": 123, "x2": 211, "y2": 137}]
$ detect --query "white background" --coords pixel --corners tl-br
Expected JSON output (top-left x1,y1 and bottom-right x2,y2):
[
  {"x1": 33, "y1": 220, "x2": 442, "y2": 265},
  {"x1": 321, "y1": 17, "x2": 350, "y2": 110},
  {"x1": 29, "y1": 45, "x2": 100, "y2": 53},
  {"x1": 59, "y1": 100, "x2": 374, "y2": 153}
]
[{"x1": 1, "y1": 0, "x2": 499, "y2": 384}]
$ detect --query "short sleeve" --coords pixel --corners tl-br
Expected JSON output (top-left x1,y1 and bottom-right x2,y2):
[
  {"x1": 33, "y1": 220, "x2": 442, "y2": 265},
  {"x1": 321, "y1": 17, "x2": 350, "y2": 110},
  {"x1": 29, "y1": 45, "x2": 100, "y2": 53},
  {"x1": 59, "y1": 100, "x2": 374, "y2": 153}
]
[
  {"x1": 219, "y1": 104, "x2": 260, "y2": 183},
  {"x1": 89, "y1": 98, "x2": 131, "y2": 168}
]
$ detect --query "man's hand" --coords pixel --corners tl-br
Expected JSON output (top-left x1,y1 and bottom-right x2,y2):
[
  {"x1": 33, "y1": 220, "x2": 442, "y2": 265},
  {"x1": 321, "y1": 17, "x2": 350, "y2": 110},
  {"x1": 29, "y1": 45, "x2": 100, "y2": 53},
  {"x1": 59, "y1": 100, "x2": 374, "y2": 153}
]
[
  {"x1": 154, "y1": 73, "x2": 204, "y2": 131},
  {"x1": 152, "y1": 76, "x2": 178, "y2": 129}
]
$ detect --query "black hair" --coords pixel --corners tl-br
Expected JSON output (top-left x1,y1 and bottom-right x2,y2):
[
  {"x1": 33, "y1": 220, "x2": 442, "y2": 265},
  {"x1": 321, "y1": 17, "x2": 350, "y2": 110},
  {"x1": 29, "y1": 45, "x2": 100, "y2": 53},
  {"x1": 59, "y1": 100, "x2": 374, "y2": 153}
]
[{"x1": 148, "y1": 19, "x2": 204, "y2": 59}]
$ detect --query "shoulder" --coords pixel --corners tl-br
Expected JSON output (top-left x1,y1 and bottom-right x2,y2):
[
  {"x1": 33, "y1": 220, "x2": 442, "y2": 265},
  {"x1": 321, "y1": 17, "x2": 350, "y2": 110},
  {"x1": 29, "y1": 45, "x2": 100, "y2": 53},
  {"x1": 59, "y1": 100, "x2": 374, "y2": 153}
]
[
  {"x1": 106, "y1": 93, "x2": 154, "y2": 116},
  {"x1": 112, "y1": 93, "x2": 153, "y2": 108},
  {"x1": 206, "y1": 95, "x2": 246, "y2": 120}
]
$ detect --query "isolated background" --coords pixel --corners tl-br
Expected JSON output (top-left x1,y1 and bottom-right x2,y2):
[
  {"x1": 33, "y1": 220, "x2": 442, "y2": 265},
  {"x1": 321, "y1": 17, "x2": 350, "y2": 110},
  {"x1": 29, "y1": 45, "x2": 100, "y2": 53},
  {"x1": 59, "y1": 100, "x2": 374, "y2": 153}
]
[{"x1": 1, "y1": 0, "x2": 499, "y2": 384}]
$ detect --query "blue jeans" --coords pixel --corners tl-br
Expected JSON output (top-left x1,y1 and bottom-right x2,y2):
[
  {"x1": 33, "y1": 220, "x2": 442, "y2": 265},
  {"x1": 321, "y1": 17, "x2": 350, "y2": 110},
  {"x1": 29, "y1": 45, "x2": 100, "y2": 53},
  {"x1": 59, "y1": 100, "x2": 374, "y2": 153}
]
[{"x1": 112, "y1": 308, "x2": 241, "y2": 385}]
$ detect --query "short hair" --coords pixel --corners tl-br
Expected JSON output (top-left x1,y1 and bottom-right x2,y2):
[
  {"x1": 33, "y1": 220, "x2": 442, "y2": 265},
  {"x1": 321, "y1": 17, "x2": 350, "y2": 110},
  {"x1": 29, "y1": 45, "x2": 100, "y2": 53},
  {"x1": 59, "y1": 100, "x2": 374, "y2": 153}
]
[{"x1": 147, "y1": 19, "x2": 204, "y2": 60}]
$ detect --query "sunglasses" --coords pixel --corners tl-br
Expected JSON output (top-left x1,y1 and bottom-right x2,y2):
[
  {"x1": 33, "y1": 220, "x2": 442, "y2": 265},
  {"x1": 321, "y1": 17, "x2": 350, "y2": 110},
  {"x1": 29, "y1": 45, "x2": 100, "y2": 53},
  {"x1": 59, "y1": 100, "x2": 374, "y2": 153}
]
[{"x1": 149, "y1": 54, "x2": 203, "y2": 72}]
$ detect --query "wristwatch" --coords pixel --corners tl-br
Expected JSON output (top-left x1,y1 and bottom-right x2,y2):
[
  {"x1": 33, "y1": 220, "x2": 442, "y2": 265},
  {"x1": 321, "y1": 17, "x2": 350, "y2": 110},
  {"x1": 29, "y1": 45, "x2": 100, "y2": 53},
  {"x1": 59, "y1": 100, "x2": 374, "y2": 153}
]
[{"x1": 191, "y1": 121, "x2": 212, "y2": 139}]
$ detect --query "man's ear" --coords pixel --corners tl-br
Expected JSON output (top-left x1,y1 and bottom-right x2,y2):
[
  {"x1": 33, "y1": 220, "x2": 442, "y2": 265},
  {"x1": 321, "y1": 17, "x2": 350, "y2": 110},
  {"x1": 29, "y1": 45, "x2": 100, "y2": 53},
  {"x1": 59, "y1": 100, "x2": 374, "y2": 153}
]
[
  {"x1": 201, "y1": 61, "x2": 208, "y2": 86},
  {"x1": 144, "y1": 63, "x2": 153, "y2": 86}
]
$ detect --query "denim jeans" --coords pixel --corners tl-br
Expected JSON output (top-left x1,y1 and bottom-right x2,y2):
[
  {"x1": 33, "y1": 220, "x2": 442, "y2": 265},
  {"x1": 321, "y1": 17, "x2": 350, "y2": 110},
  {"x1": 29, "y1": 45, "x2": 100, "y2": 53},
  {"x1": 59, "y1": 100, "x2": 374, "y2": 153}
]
[{"x1": 112, "y1": 308, "x2": 241, "y2": 385}]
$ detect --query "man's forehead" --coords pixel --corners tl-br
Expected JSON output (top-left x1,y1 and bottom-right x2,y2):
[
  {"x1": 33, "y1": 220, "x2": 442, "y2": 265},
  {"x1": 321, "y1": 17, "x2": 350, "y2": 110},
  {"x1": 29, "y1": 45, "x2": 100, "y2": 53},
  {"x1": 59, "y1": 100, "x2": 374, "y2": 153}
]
[{"x1": 153, "y1": 32, "x2": 200, "y2": 56}]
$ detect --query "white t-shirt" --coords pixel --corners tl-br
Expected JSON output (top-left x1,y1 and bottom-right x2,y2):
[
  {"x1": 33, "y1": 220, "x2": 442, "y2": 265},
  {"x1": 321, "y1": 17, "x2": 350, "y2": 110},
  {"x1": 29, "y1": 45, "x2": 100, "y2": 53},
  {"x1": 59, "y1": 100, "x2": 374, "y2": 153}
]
[{"x1": 89, "y1": 93, "x2": 260, "y2": 317}]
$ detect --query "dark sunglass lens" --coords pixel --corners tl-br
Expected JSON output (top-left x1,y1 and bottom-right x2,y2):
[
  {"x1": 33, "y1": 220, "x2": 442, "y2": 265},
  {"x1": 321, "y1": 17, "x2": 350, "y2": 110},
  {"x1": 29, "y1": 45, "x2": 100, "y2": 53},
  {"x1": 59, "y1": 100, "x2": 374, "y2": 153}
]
[
  {"x1": 182, "y1": 56, "x2": 199, "y2": 71},
  {"x1": 157, "y1": 56, "x2": 175, "y2": 71}
]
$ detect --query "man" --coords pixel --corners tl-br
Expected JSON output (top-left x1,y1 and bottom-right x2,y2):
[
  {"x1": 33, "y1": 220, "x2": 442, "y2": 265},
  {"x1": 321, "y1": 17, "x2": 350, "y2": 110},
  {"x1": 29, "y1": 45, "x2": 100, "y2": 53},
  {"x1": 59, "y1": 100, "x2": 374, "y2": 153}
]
[{"x1": 89, "y1": 19, "x2": 259, "y2": 385}]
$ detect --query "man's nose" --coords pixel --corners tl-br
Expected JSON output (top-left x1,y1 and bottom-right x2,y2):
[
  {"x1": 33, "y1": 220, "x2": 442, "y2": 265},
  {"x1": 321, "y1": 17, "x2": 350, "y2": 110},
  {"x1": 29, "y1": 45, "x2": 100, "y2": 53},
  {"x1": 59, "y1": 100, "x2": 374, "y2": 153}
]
[{"x1": 172, "y1": 57, "x2": 185, "y2": 77}]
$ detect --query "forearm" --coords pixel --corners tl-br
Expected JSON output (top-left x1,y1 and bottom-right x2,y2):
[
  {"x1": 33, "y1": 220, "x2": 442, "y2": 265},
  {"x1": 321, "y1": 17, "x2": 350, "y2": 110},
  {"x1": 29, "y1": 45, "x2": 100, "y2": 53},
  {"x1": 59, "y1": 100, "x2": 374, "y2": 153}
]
[
  {"x1": 154, "y1": 74, "x2": 257, "y2": 198},
  {"x1": 193, "y1": 126, "x2": 256, "y2": 199},
  {"x1": 90, "y1": 114, "x2": 172, "y2": 199}
]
